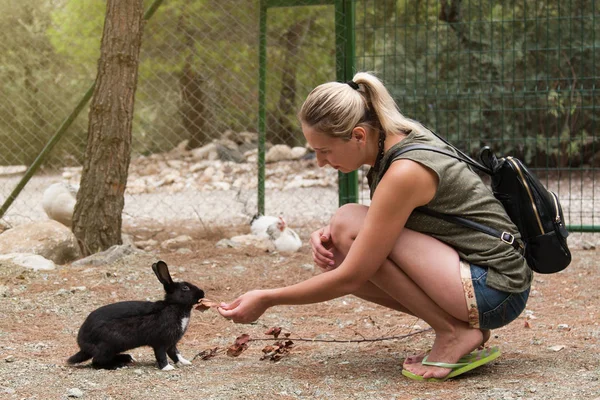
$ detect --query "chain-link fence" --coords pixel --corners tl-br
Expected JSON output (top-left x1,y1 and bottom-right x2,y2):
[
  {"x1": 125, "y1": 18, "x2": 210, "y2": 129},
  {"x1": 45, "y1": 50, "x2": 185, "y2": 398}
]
[
  {"x1": 0, "y1": 0, "x2": 598, "y2": 234},
  {"x1": 0, "y1": 0, "x2": 343, "y2": 232},
  {"x1": 353, "y1": 0, "x2": 599, "y2": 231}
]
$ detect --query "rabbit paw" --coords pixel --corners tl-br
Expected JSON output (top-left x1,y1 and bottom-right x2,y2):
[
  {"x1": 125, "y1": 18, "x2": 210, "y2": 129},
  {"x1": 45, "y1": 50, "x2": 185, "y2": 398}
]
[
  {"x1": 177, "y1": 356, "x2": 192, "y2": 366},
  {"x1": 161, "y1": 364, "x2": 175, "y2": 371}
]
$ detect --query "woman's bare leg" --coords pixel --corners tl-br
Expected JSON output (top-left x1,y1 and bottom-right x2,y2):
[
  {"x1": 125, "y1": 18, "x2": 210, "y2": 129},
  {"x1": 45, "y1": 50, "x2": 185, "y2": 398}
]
[
  {"x1": 351, "y1": 281, "x2": 414, "y2": 314},
  {"x1": 329, "y1": 204, "x2": 485, "y2": 379}
]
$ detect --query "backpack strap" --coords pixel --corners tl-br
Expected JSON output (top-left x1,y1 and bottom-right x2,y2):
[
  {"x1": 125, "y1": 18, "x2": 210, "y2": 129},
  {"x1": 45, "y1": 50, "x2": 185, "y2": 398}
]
[
  {"x1": 383, "y1": 144, "x2": 523, "y2": 254},
  {"x1": 419, "y1": 124, "x2": 494, "y2": 173},
  {"x1": 416, "y1": 207, "x2": 523, "y2": 253},
  {"x1": 391, "y1": 144, "x2": 492, "y2": 174}
]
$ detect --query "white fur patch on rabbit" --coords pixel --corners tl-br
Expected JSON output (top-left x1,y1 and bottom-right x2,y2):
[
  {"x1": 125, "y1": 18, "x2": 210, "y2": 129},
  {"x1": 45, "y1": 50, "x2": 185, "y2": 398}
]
[
  {"x1": 177, "y1": 354, "x2": 192, "y2": 365},
  {"x1": 180, "y1": 317, "x2": 190, "y2": 333}
]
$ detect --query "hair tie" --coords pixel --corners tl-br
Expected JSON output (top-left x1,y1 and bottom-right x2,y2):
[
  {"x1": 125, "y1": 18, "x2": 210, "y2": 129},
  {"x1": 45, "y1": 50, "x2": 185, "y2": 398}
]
[{"x1": 346, "y1": 80, "x2": 359, "y2": 90}]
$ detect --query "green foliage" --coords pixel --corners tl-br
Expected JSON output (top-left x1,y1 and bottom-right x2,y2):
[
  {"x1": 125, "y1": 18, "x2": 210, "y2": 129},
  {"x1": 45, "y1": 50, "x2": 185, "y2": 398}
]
[
  {"x1": 0, "y1": 0, "x2": 596, "y2": 169},
  {"x1": 0, "y1": 0, "x2": 89, "y2": 166},
  {"x1": 47, "y1": 1, "x2": 104, "y2": 70},
  {"x1": 357, "y1": 0, "x2": 598, "y2": 166},
  {"x1": 265, "y1": 5, "x2": 336, "y2": 144}
]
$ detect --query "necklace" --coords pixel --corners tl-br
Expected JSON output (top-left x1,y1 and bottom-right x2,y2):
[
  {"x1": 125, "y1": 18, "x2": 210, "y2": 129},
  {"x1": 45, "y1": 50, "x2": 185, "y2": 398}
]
[{"x1": 373, "y1": 130, "x2": 387, "y2": 170}]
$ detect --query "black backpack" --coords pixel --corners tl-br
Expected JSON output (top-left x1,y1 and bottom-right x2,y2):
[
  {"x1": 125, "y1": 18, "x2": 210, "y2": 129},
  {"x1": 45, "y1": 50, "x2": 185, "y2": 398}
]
[{"x1": 383, "y1": 133, "x2": 572, "y2": 274}]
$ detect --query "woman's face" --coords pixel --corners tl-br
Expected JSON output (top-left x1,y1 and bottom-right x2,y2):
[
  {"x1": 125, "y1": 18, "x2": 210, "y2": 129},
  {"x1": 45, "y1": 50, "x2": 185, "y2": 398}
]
[{"x1": 302, "y1": 123, "x2": 366, "y2": 173}]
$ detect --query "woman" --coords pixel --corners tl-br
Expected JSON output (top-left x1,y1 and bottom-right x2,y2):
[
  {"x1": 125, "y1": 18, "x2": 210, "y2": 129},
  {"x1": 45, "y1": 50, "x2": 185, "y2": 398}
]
[{"x1": 218, "y1": 72, "x2": 531, "y2": 381}]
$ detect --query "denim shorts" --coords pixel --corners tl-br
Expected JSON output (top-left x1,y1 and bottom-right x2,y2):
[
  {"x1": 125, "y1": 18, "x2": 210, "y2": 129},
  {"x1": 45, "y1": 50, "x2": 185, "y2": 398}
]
[{"x1": 470, "y1": 263, "x2": 530, "y2": 330}]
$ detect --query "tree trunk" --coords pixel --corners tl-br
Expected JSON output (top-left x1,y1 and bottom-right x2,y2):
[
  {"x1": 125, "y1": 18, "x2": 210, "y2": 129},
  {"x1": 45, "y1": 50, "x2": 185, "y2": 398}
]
[
  {"x1": 181, "y1": 60, "x2": 207, "y2": 150},
  {"x1": 72, "y1": 0, "x2": 144, "y2": 256},
  {"x1": 272, "y1": 18, "x2": 312, "y2": 146},
  {"x1": 178, "y1": 14, "x2": 209, "y2": 151}
]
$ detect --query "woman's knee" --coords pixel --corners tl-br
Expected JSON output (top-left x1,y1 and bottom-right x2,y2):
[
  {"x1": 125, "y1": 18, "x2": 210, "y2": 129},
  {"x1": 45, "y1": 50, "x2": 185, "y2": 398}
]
[{"x1": 329, "y1": 204, "x2": 368, "y2": 252}]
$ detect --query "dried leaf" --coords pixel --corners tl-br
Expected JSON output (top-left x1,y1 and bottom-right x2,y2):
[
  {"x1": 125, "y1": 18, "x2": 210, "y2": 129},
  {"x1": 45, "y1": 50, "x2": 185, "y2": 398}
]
[
  {"x1": 262, "y1": 345, "x2": 275, "y2": 354},
  {"x1": 524, "y1": 320, "x2": 532, "y2": 329},
  {"x1": 195, "y1": 298, "x2": 219, "y2": 312},
  {"x1": 195, "y1": 303, "x2": 211, "y2": 312},
  {"x1": 265, "y1": 326, "x2": 282, "y2": 338},
  {"x1": 260, "y1": 340, "x2": 294, "y2": 361},
  {"x1": 194, "y1": 347, "x2": 220, "y2": 360},
  {"x1": 227, "y1": 334, "x2": 250, "y2": 357}
]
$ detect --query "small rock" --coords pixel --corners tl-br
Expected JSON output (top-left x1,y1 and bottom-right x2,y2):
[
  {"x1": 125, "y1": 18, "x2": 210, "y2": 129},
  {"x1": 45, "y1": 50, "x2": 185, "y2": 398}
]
[
  {"x1": 67, "y1": 388, "x2": 84, "y2": 398},
  {"x1": 0, "y1": 253, "x2": 56, "y2": 271},
  {"x1": 266, "y1": 144, "x2": 293, "y2": 162},
  {"x1": 72, "y1": 244, "x2": 142, "y2": 267},
  {"x1": 215, "y1": 239, "x2": 239, "y2": 248},
  {"x1": 134, "y1": 239, "x2": 158, "y2": 249},
  {"x1": 300, "y1": 263, "x2": 315, "y2": 272},
  {"x1": 548, "y1": 345, "x2": 565, "y2": 352},
  {"x1": 0, "y1": 165, "x2": 27, "y2": 176},
  {"x1": 231, "y1": 265, "x2": 247, "y2": 274},
  {"x1": 290, "y1": 146, "x2": 307, "y2": 159},
  {"x1": 161, "y1": 235, "x2": 193, "y2": 250},
  {"x1": 557, "y1": 324, "x2": 570, "y2": 331},
  {"x1": 56, "y1": 288, "x2": 72, "y2": 296},
  {"x1": 4, "y1": 355, "x2": 15, "y2": 363},
  {"x1": 582, "y1": 241, "x2": 596, "y2": 250},
  {"x1": 0, "y1": 220, "x2": 10, "y2": 234}
]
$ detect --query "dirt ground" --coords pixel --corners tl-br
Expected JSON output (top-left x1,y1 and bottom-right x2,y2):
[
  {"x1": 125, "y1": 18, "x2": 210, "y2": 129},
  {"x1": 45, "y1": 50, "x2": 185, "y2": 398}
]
[{"x1": 0, "y1": 225, "x2": 598, "y2": 400}]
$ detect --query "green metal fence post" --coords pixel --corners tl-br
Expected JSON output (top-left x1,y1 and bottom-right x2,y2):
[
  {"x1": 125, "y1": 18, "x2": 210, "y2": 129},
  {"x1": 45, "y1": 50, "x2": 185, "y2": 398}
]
[
  {"x1": 335, "y1": 0, "x2": 358, "y2": 206},
  {"x1": 258, "y1": 0, "x2": 268, "y2": 216},
  {"x1": 259, "y1": 0, "x2": 352, "y2": 215}
]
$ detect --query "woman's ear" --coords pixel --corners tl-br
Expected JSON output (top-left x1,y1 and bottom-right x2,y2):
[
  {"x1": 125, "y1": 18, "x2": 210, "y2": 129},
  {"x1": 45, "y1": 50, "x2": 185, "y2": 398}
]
[{"x1": 351, "y1": 127, "x2": 366, "y2": 143}]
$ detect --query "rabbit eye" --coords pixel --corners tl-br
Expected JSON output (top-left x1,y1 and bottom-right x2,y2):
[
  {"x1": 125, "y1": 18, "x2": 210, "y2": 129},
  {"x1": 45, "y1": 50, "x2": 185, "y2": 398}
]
[{"x1": 182, "y1": 285, "x2": 190, "y2": 291}]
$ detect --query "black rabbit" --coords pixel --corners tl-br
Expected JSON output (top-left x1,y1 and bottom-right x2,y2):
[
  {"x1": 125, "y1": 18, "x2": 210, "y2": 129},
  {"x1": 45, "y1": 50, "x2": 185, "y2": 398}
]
[{"x1": 67, "y1": 260, "x2": 205, "y2": 370}]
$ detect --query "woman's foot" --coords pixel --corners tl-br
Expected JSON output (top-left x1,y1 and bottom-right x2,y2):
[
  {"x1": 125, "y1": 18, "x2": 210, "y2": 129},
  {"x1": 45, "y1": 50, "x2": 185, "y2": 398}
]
[
  {"x1": 402, "y1": 329, "x2": 490, "y2": 368},
  {"x1": 402, "y1": 326, "x2": 487, "y2": 379}
]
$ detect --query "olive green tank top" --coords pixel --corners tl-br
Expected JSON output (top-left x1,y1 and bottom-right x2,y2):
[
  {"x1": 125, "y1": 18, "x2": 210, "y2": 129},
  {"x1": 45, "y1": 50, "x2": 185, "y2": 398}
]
[{"x1": 367, "y1": 124, "x2": 532, "y2": 293}]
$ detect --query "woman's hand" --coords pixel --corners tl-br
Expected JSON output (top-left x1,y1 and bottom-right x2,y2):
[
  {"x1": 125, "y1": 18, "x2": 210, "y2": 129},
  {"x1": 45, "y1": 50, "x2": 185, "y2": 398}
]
[
  {"x1": 310, "y1": 225, "x2": 337, "y2": 272},
  {"x1": 217, "y1": 290, "x2": 270, "y2": 324}
]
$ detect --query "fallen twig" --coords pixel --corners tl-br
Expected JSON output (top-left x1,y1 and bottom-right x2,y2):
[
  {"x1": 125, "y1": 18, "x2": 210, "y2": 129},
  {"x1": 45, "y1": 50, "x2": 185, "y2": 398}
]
[
  {"x1": 191, "y1": 328, "x2": 432, "y2": 362},
  {"x1": 245, "y1": 328, "x2": 432, "y2": 343}
]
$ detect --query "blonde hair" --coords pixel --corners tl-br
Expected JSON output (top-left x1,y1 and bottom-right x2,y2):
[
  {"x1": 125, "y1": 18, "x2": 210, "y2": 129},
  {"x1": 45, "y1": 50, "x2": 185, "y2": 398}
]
[{"x1": 298, "y1": 72, "x2": 420, "y2": 139}]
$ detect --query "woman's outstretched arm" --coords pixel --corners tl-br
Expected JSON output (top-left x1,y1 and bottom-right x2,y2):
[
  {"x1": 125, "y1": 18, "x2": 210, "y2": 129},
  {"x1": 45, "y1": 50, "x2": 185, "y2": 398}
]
[{"x1": 218, "y1": 159, "x2": 438, "y2": 323}]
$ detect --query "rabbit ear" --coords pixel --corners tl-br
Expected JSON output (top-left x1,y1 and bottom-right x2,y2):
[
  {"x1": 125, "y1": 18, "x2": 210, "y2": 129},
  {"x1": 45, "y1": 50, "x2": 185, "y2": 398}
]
[{"x1": 152, "y1": 261, "x2": 173, "y2": 286}]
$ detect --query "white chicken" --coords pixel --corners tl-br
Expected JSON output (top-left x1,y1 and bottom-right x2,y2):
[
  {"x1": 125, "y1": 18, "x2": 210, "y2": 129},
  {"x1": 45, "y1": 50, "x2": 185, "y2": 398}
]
[
  {"x1": 250, "y1": 214, "x2": 280, "y2": 238},
  {"x1": 250, "y1": 214, "x2": 302, "y2": 253},
  {"x1": 42, "y1": 182, "x2": 79, "y2": 228}
]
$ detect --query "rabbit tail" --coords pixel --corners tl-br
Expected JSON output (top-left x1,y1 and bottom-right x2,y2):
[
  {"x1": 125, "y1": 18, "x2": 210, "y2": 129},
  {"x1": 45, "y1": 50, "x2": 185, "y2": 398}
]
[{"x1": 67, "y1": 350, "x2": 92, "y2": 364}]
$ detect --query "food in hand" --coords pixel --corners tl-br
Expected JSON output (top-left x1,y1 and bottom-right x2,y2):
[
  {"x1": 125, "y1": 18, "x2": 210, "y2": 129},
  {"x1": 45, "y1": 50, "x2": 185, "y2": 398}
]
[{"x1": 195, "y1": 298, "x2": 219, "y2": 312}]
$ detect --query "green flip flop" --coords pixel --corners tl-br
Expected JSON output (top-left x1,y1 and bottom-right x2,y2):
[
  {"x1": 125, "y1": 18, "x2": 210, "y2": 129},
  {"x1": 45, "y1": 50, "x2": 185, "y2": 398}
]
[{"x1": 402, "y1": 346, "x2": 501, "y2": 382}]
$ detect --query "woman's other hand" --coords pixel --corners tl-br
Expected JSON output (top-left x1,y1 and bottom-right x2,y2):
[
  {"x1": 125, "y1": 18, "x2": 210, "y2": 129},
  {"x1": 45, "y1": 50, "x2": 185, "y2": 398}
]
[
  {"x1": 310, "y1": 225, "x2": 337, "y2": 271},
  {"x1": 217, "y1": 290, "x2": 270, "y2": 324}
]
